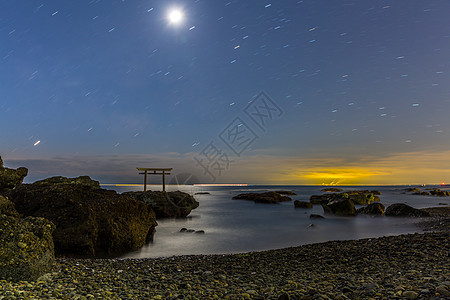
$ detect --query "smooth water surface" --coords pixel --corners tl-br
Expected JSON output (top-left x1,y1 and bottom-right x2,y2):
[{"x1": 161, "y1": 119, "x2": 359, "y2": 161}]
[{"x1": 104, "y1": 185, "x2": 449, "y2": 258}]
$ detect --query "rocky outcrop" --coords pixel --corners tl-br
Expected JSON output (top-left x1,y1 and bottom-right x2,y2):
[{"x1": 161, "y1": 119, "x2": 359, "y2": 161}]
[
  {"x1": 0, "y1": 215, "x2": 55, "y2": 282},
  {"x1": 321, "y1": 188, "x2": 343, "y2": 193},
  {"x1": 33, "y1": 175, "x2": 100, "y2": 189},
  {"x1": 356, "y1": 203, "x2": 385, "y2": 215},
  {"x1": 310, "y1": 194, "x2": 330, "y2": 204},
  {"x1": 232, "y1": 192, "x2": 292, "y2": 204},
  {"x1": 385, "y1": 203, "x2": 431, "y2": 217},
  {"x1": 275, "y1": 190, "x2": 297, "y2": 195},
  {"x1": 321, "y1": 198, "x2": 356, "y2": 216},
  {"x1": 294, "y1": 200, "x2": 313, "y2": 208},
  {"x1": 0, "y1": 195, "x2": 19, "y2": 217},
  {"x1": 429, "y1": 189, "x2": 450, "y2": 197},
  {"x1": 345, "y1": 191, "x2": 379, "y2": 205},
  {"x1": 125, "y1": 191, "x2": 199, "y2": 218},
  {"x1": 0, "y1": 156, "x2": 28, "y2": 194},
  {"x1": 9, "y1": 177, "x2": 156, "y2": 257}
]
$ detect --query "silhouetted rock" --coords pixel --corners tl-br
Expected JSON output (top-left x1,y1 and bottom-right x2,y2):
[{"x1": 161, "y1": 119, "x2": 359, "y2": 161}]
[
  {"x1": 0, "y1": 156, "x2": 28, "y2": 194},
  {"x1": 34, "y1": 175, "x2": 100, "y2": 189},
  {"x1": 275, "y1": 190, "x2": 297, "y2": 195},
  {"x1": 370, "y1": 190, "x2": 382, "y2": 195},
  {"x1": 0, "y1": 195, "x2": 19, "y2": 217},
  {"x1": 345, "y1": 191, "x2": 379, "y2": 205},
  {"x1": 385, "y1": 203, "x2": 431, "y2": 217},
  {"x1": 321, "y1": 188, "x2": 343, "y2": 193},
  {"x1": 356, "y1": 202, "x2": 385, "y2": 215},
  {"x1": 413, "y1": 191, "x2": 430, "y2": 196},
  {"x1": 405, "y1": 187, "x2": 421, "y2": 193},
  {"x1": 309, "y1": 194, "x2": 331, "y2": 204},
  {"x1": 195, "y1": 192, "x2": 210, "y2": 195},
  {"x1": 125, "y1": 191, "x2": 199, "y2": 218},
  {"x1": 321, "y1": 198, "x2": 356, "y2": 216},
  {"x1": 9, "y1": 178, "x2": 156, "y2": 257},
  {"x1": 294, "y1": 200, "x2": 313, "y2": 208},
  {"x1": 0, "y1": 215, "x2": 55, "y2": 282},
  {"x1": 232, "y1": 192, "x2": 291, "y2": 204},
  {"x1": 429, "y1": 189, "x2": 450, "y2": 197}
]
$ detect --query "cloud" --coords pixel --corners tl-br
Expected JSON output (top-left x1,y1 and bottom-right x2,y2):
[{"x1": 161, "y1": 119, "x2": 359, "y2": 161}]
[{"x1": 4, "y1": 149, "x2": 450, "y2": 185}]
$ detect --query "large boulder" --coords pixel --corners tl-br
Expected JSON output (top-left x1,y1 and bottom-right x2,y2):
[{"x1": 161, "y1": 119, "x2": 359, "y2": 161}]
[
  {"x1": 321, "y1": 198, "x2": 356, "y2": 216},
  {"x1": 33, "y1": 175, "x2": 100, "y2": 189},
  {"x1": 125, "y1": 191, "x2": 200, "y2": 218},
  {"x1": 0, "y1": 156, "x2": 28, "y2": 194},
  {"x1": 232, "y1": 191, "x2": 292, "y2": 204},
  {"x1": 294, "y1": 200, "x2": 313, "y2": 208},
  {"x1": 385, "y1": 203, "x2": 431, "y2": 217},
  {"x1": 429, "y1": 189, "x2": 450, "y2": 197},
  {"x1": 0, "y1": 195, "x2": 19, "y2": 217},
  {"x1": 310, "y1": 194, "x2": 331, "y2": 204},
  {"x1": 345, "y1": 191, "x2": 379, "y2": 205},
  {"x1": 356, "y1": 202, "x2": 385, "y2": 215},
  {"x1": 9, "y1": 177, "x2": 157, "y2": 257},
  {"x1": 0, "y1": 215, "x2": 55, "y2": 282}
]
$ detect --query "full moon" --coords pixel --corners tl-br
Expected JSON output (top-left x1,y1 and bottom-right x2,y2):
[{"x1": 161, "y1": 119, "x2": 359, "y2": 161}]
[{"x1": 168, "y1": 9, "x2": 183, "y2": 24}]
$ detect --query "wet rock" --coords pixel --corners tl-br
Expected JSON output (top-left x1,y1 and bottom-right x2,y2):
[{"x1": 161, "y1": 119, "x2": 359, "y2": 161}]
[
  {"x1": 385, "y1": 203, "x2": 431, "y2": 217},
  {"x1": 0, "y1": 156, "x2": 28, "y2": 194},
  {"x1": 0, "y1": 195, "x2": 19, "y2": 217},
  {"x1": 294, "y1": 200, "x2": 313, "y2": 208},
  {"x1": 429, "y1": 189, "x2": 450, "y2": 197},
  {"x1": 403, "y1": 291, "x2": 418, "y2": 299},
  {"x1": 194, "y1": 192, "x2": 210, "y2": 195},
  {"x1": 321, "y1": 198, "x2": 356, "y2": 216},
  {"x1": 0, "y1": 215, "x2": 55, "y2": 282},
  {"x1": 345, "y1": 191, "x2": 379, "y2": 205},
  {"x1": 125, "y1": 191, "x2": 199, "y2": 218},
  {"x1": 275, "y1": 190, "x2": 297, "y2": 195},
  {"x1": 10, "y1": 177, "x2": 156, "y2": 257},
  {"x1": 310, "y1": 194, "x2": 330, "y2": 204},
  {"x1": 356, "y1": 202, "x2": 385, "y2": 215},
  {"x1": 321, "y1": 188, "x2": 343, "y2": 193},
  {"x1": 436, "y1": 285, "x2": 450, "y2": 297},
  {"x1": 232, "y1": 192, "x2": 291, "y2": 204}
]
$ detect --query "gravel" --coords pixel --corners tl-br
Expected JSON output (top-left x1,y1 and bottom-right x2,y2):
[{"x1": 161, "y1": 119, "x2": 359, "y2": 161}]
[{"x1": 0, "y1": 230, "x2": 448, "y2": 299}]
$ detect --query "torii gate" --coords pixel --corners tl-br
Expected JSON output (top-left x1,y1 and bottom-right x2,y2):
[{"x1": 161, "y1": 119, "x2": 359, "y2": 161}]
[{"x1": 137, "y1": 167, "x2": 172, "y2": 192}]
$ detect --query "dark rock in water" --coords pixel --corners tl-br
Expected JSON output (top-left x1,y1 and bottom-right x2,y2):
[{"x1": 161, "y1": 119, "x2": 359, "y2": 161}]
[
  {"x1": 195, "y1": 230, "x2": 205, "y2": 234},
  {"x1": 370, "y1": 190, "x2": 382, "y2": 195},
  {"x1": 321, "y1": 187, "x2": 343, "y2": 193},
  {"x1": 413, "y1": 191, "x2": 430, "y2": 196},
  {"x1": 275, "y1": 190, "x2": 297, "y2": 195},
  {"x1": 0, "y1": 156, "x2": 28, "y2": 194},
  {"x1": 9, "y1": 177, "x2": 156, "y2": 257},
  {"x1": 232, "y1": 192, "x2": 291, "y2": 204},
  {"x1": 429, "y1": 189, "x2": 450, "y2": 197},
  {"x1": 321, "y1": 198, "x2": 356, "y2": 216},
  {"x1": 405, "y1": 187, "x2": 421, "y2": 193},
  {"x1": 125, "y1": 191, "x2": 199, "y2": 218},
  {"x1": 385, "y1": 203, "x2": 431, "y2": 217},
  {"x1": 194, "y1": 192, "x2": 210, "y2": 195},
  {"x1": 180, "y1": 228, "x2": 188, "y2": 232},
  {"x1": 294, "y1": 200, "x2": 313, "y2": 208},
  {"x1": 33, "y1": 175, "x2": 100, "y2": 189},
  {"x1": 357, "y1": 202, "x2": 385, "y2": 215},
  {"x1": 345, "y1": 191, "x2": 379, "y2": 205},
  {"x1": 0, "y1": 215, "x2": 55, "y2": 282},
  {"x1": 309, "y1": 194, "x2": 330, "y2": 204},
  {"x1": 0, "y1": 195, "x2": 19, "y2": 217},
  {"x1": 310, "y1": 214, "x2": 324, "y2": 219}
]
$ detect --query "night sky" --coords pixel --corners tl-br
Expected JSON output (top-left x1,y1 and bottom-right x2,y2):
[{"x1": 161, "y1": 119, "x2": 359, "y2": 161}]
[{"x1": 1, "y1": 1, "x2": 450, "y2": 185}]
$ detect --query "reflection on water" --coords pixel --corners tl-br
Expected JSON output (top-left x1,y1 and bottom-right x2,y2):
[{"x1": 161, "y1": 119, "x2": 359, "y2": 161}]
[{"x1": 103, "y1": 185, "x2": 449, "y2": 258}]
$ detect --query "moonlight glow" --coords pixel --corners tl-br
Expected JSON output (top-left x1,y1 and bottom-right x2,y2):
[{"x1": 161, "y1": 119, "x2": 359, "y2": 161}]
[{"x1": 168, "y1": 9, "x2": 183, "y2": 24}]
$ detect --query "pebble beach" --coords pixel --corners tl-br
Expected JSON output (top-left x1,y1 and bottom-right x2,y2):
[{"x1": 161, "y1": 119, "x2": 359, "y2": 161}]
[{"x1": 1, "y1": 229, "x2": 449, "y2": 300}]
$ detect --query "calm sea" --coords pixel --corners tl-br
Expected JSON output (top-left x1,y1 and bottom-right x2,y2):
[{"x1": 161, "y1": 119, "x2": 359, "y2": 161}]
[{"x1": 102, "y1": 184, "x2": 449, "y2": 258}]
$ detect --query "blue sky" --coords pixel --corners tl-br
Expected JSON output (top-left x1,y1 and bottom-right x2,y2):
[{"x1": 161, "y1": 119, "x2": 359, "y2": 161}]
[{"x1": 1, "y1": 1, "x2": 450, "y2": 185}]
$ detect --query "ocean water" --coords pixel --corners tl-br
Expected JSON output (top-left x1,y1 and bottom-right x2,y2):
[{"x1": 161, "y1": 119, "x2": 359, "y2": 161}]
[{"x1": 103, "y1": 185, "x2": 449, "y2": 258}]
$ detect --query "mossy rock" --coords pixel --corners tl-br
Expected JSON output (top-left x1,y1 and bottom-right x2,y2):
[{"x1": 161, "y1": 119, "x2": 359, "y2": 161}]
[
  {"x1": 0, "y1": 195, "x2": 19, "y2": 217},
  {"x1": 0, "y1": 215, "x2": 55, "y2": 282}
]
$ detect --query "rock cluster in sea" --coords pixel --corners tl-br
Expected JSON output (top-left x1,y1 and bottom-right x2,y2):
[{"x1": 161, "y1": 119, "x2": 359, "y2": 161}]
[
  {"x1": 232, "y1": 191, "x2": 292, "y2": 204},
  {"x1": 124, "y1": 190, "x2": 199, "y2": 218},
  {"x1": 0, "y1": 155, "x2": 201, "y2": 282}
]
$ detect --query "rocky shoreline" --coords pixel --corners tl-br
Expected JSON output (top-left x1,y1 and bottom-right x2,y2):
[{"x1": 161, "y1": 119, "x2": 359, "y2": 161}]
[{"x1": 0, "y1": 230, "x2": 448, "y2": 299}]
